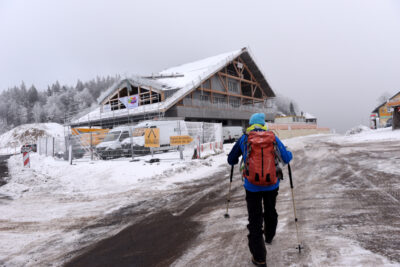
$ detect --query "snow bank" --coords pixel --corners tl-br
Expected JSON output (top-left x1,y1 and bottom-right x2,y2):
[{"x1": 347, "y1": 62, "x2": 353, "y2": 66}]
[
  {"x1": 340, "y1": 127, "x2": 400, "y2": 143},
  {"x1": 0, "y1": 123, "x2": 64, "y2": 155},
  {"x1": 345, "y1": 125, "x2": 372, "y2": 135},
  {"x1": 0, "y1": 144, "x2": 234, "y2": 266}
]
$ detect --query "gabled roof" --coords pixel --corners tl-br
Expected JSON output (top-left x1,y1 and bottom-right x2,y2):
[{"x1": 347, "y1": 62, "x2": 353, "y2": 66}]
[
  {"x1": 372, "y1": 90, "x2": 400, "y2": 113},
  {"x1": 372, "y1": 91, "x2": 400, "y2": 113},
  {"x1": 98, "y1": 47, "x2": 275, "y2": 111},
  {"x1": 372, "y1": 102, "x2": 386, "y2": 113}
]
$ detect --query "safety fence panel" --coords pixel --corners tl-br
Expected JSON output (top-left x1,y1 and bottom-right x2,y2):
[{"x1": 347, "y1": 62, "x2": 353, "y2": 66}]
[
  {"x1": 65, "y1": 120, "x2": 224, "y2": 162},
  {"x1": 37, "y1": 137, "x2": 65, "y2": 158}
]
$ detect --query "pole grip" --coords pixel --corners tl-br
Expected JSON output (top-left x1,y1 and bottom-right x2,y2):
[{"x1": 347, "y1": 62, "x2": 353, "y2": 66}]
[
  {"x1": 230, "y1": 165, "x2": 234, "y2": 183},
  {"x1": 288, "y1": 163, "x2": 294, "y2": 189}
]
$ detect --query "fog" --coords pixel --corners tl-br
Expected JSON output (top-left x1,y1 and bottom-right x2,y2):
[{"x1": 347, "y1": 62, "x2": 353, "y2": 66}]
[{"x1": 1, "y1": 0, "x2": 399, "y2": 132}]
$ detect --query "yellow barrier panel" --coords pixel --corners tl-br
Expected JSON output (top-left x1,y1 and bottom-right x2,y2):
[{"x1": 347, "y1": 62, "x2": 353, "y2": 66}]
[
  {"x1": 145, "y1": 128, "x2": 160, "y2": 147},
  {"x1": 170, "y1": 135, "x2": 193, "y2": 146}
]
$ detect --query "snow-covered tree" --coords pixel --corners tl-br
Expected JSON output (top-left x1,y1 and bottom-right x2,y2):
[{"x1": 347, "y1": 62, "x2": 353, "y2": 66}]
[
  {"x1": 32, "y1": 102, "x2": 46, "y2": 123},
  {"x1": 0, "y1": 75, "x2": 119, "y2": 128},
  {"x1": 377, "y1": 92, "x2": 392, "y2": 104},
  {"x1": 275, "y1": 95, "x2": 300, "y2": 116},
  {"x1": 74, "y1": 87, "x2": 94, "y2": 110},
  {"x1": 289, "y1": 102, "x2": 295, "y2": 115}
]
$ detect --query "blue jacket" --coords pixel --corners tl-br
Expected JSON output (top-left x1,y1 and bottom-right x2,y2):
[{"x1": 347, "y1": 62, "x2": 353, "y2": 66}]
[{"x1": 227, "y1": 130, "x2": 293, "y2": 192}]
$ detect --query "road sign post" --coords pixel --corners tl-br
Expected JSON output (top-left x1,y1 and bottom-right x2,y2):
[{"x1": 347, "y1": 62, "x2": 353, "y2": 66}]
[{"x1": 170, "y1": 135, "x2": 194, "y2": 160}]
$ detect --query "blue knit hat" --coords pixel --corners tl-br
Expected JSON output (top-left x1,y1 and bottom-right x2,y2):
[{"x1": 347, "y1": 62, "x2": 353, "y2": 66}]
[{"x1": 249, "y1": 113, "x2": 265, "y2": 126}]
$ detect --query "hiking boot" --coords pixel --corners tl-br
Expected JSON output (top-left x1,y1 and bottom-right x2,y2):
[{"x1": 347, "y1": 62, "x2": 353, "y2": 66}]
[{"x1": 251, "y1": 256, "x2": 267, "y2": 267}]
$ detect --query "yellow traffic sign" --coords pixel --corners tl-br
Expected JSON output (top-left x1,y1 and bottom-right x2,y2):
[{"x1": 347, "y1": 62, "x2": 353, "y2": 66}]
[
  {"x1": 170, "y1": 135, "x2": 193, "y2": 146},
  {"x1": 145, "y1": 128, "x2": 160, "y2": 147}
]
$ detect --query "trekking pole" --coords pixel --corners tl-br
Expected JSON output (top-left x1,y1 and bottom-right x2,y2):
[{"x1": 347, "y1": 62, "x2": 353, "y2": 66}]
[
  {"x1": 288, "y1": 163, "x2": 303, "y2": 253},
  {"x1": 224, "y1": 165, "x2": 234, "y2": 219}
]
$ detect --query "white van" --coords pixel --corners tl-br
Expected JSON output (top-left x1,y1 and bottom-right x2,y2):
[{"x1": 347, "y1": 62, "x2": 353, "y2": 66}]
[
  {"x1": 223, "y1": 126, "x2": 243, "y2": 143},
  {"x1": 121, "y1": 120, "x2": 189, "y2": 155},
  {"x1": 96, "y1": 126, "x2": 133, "y2": 159}
]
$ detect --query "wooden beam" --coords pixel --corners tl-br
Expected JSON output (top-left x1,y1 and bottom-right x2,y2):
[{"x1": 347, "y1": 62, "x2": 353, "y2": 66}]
[
  {"x1": 232, "y1": 61, "x2": 241, "y2": 78},
  {"x1": 238, "y1": 56, "x2": 268, "y2": 99},
  {"x1": 218, "y1": 72, "x2": 257, "y2": 85},
  {"x1": 198, "y1": 87, "x2": 264, "y2": 101},
  {"x1": 150, "y1": 87, "x2": 153, "y2": 104},
  {"x1": 217, "y1": 73, "x2": 229, "y2": 92},
  {"x1": 117, "y1": 89, "x2": 121, "y2": 110},
  {"x1": 138, "y1": 86, "x2": 141, "y2": 106},
  {"x1": 126, "y1": 82, "x2": 131, "y2": 97}
]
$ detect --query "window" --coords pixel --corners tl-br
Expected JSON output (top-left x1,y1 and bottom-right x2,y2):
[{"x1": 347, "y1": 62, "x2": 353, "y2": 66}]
[
  {"x1": 119, "y1": 131, "x2": 130, "y2": 141},
  {"x1": 214, "y1": 96, "x2": 226, "y2": 106},
  {"x1": 200, "y1": 95, "x2": 209, "y2": 102},
  {"x1": 202, "y1": 79, "x2": 211, "y2": 89},
  {"x1": 228, "y1": 79, "x2": 239, "y2": 93},
  {"x1": 230, "y1": 98, "x2": 241, "y2": 108}
]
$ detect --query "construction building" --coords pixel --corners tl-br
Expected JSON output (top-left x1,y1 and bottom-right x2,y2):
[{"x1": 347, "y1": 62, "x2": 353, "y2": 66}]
[{"x1": 70, "y1": 48, "x2": 276, "y2": 128}]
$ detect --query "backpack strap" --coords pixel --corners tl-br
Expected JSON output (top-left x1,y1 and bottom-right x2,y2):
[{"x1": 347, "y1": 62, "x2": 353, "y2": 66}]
[{"x1": 243, "y1": 134, "x2": 250, "y2": 177}]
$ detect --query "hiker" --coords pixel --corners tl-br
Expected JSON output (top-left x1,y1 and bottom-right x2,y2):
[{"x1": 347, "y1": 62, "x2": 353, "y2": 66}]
[{"x1": 227, "y1": 113, "x2": 293, "y2": 267}]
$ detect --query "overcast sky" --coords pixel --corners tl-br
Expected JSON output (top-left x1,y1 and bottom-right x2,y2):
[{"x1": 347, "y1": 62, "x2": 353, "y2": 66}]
[{"x1": 1, "y1": 0, "x2": 399, "y2": 132}]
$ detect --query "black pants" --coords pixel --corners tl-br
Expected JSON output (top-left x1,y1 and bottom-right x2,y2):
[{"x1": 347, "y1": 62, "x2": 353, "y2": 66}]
[{"x1": 245, "y1": 188, "x2": 279, "y2": 261}]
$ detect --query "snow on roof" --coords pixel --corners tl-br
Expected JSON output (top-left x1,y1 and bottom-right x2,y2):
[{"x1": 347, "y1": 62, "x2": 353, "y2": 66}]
[
  {"x1": 304, "y1": 112, "x2": 316, "y2": 119},
  {"x1": 97, "y1": 75, "x2": 165, "y2": 104},
  {"x1": 154, "y1": 49, "x2": 243, "y2": 89},
  {"x1": 72, "y1": 103, "x2": 165, "y2": 125},
  {"x1": 98, "y1": 49, "x2": 243, "y2": 105}
]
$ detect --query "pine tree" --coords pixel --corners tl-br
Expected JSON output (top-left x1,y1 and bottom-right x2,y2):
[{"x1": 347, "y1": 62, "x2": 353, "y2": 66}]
[{"x1": 289, "y1": 102, "x2": 295, "y2": 116}]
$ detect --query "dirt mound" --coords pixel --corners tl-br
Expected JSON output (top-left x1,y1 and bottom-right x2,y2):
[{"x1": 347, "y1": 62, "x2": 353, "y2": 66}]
[{"x1": 0, "y1": 123, "x2": 64, "y2": 152}]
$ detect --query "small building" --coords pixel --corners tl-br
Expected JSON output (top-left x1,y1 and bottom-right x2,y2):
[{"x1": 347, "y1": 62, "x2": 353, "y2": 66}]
[
  {"x1": 304, "y1": 112, "x2": 317, "y2": 124},
  {"x1": 71, "y1": 47, "x2": 276, "y2": 128},
  {"x1": 386, "y1": 99, "x2": 400, "y2": 130},
  {"x1": 274, "y1": 112, "x2": 317, "y2": 124},
  {"x1": 274, "y1": 116, "x2": 305, "y2": 124},
  {"x1": 371, "y1": 91, "x2": 400, "y2": 128}
]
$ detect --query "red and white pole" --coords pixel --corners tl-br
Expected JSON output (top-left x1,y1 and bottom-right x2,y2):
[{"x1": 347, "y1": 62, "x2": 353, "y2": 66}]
[{"x1": 23, "y1": 152, "x2": 30, "y2": 168}]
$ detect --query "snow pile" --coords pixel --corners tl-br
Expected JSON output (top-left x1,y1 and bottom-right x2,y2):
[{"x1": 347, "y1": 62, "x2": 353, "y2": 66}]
[
  {"x1": 0, "y1": 123, "x2": 64, "y2": 155},
  {"x1": 3, "y1": 151, "x2": 227, "y2": 201},
  {"x1": 345, "y1": 125, "x2": 371, "y2": 135},
  {"x1": 340, "y1": 127, "x2": 400, "y2": 143}
]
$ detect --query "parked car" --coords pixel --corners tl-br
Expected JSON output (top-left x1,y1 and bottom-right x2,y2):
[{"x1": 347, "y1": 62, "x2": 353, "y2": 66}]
[
  {"x1": 21, "y1": 144, "x2": 37, "y2": 153},
  {"x1": 223, "y1": 126, "x2": 243, "y2": 143},
  {"x1": 385, "y1": 118, "x2": 393, "y2": 128}
]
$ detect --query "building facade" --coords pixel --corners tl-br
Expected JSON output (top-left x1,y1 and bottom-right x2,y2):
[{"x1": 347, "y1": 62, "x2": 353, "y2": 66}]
[
  {"x1": 71, "y1": 48, "x2": 276, "y2": 129},
  {"x1": 371, "y1": 91, "x2": 400, "y2": 128}
]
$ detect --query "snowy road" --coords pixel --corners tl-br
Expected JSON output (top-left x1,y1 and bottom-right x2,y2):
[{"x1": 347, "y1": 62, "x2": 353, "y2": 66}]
[
  {"x1": 1, "y1": 131, "x2": 400, "y2": 266},
  {"x1": 169, "y1": 135, "x2": 400, "y2": 266},
  {"x1": 65, "y1": 134, "x2": 400, "y2": 267}
]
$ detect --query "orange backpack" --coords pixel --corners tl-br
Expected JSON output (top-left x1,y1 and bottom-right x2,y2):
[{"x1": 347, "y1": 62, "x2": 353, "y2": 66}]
[{"x1": 243, "y1": 131, "x2": 277, "y2": 186}]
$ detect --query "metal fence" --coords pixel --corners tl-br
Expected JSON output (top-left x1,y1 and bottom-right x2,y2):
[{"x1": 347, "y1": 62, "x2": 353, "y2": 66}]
[
  {"x1": 37, "y1": 137, "x2": 65, "y2": 158},
  {"x1": 60, "y1": 120, "x2": 223, "y2": 163}
]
